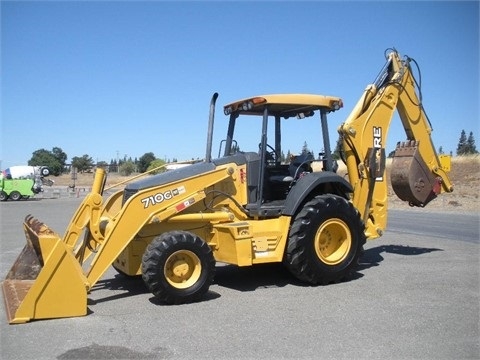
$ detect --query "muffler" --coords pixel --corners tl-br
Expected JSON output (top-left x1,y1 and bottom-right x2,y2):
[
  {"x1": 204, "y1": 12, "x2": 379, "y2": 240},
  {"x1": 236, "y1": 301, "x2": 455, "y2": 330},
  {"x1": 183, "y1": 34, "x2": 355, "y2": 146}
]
[
  {"x1": 391, "y1": 141, "x2": 442, "y2": 207},
  {"x1": 2, "y1": 216, "x2": 88, "y2": 324}
]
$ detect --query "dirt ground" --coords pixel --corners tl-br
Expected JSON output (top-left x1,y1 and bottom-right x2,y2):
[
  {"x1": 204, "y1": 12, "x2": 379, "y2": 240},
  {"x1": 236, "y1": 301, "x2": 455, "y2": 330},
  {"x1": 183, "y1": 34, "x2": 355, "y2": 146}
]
[{"x1": 51, "y1": 155, "x2": 479, "y2": 213}]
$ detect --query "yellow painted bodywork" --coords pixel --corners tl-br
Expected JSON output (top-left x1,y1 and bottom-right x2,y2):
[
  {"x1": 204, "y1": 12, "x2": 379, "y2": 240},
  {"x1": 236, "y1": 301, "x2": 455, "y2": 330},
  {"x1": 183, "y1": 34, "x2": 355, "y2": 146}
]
[
  {"x1": 338, "y1": 50, "x2": 453, "y2": 240},
  {"x1": 2, "y1": 233, "x2": 88, "y2": 324},
  {"x1": 2, "y1": 162, "x2": 292, "y2": 323},
  {"x1": 1, "y1": 49, "x2": 453, "y2": 324}
]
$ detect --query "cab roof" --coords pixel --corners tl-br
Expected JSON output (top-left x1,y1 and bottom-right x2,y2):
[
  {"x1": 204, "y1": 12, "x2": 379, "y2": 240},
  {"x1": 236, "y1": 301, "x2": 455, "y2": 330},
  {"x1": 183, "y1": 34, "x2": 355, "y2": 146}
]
[{"x1": 223, "y1": 94, "x2": 343, "y2": 118}]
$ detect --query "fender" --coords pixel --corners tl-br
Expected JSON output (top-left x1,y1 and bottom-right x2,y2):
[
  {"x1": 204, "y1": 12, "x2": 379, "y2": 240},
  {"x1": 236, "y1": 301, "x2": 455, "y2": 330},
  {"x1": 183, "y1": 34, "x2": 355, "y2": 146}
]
[{"x1": 282, "y1": 171, "x2": 353, "y2": 216}]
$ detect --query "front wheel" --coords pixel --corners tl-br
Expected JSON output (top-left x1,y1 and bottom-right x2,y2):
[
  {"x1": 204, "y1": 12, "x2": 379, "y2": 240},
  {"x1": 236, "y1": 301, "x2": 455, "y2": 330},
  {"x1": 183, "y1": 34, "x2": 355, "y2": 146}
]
[
  {"x1": 142, "y1": 231, "x2": 215, "y2": 304},
  {"x1": 284, "y1": 194, "x2": 365, "y2": 285}
]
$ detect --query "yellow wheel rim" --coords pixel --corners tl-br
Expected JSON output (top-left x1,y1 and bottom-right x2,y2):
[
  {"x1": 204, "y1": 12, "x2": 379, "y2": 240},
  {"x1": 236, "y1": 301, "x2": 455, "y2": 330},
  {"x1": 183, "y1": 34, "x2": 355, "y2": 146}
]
[
  {"x1": 314, "y1": 218, "x2": 352, "y2": 265},
  {"x1": 164, "y1": 250, "x2": 201, "y2": 289}
]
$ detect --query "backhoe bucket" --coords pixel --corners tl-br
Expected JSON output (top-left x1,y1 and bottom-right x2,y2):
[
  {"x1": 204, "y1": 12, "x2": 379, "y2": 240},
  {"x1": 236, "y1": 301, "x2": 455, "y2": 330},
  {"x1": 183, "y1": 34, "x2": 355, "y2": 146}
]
[
  {"x1": 2, "y1": 216, "x2": 88, "y2": 324},
  {"x1": 391, "y1": 141, "x2": 440, "y2": 207}
]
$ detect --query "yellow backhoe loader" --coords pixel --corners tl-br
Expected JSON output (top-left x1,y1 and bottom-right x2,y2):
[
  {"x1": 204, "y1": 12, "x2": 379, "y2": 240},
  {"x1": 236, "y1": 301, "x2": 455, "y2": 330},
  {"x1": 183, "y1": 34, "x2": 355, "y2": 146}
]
[{"x1": 2, "y1": 48, "x2": 453, "y2": 324}]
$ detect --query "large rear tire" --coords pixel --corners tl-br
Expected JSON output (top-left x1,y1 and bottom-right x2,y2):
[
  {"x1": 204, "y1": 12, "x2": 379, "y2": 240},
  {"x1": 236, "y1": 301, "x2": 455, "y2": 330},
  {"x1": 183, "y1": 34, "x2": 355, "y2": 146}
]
[
  {"x1": 284, "y1": 194, "x2": 365, "y2": 285},
  {"x1": 0, "y1": 191, "x2": 8, "y2": 201},
  {"x1": 9, "y1": 191, "x2": 21, "y2": 201},
  {"x1": 142, "y1": 231, "x2": 215, "y2": 304}
]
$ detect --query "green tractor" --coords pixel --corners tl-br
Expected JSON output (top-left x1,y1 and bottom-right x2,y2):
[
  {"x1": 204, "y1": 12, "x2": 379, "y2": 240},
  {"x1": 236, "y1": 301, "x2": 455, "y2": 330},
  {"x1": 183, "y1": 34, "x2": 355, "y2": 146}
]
[{"x1": 0, "y1": 166, "x2": 51, "y2": 201}]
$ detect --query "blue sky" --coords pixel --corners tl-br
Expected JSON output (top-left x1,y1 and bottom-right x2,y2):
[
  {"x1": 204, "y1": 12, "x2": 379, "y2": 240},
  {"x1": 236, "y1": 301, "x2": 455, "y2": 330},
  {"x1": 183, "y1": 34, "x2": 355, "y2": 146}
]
[{"x1": 1, "y1": 1, "x2": 479, "y2": 169}]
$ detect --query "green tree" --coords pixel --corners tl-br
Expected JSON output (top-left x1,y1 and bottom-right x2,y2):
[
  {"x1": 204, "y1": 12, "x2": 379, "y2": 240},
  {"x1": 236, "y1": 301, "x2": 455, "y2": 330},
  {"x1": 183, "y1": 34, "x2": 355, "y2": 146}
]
[
  {"x1": 456, "y1": 130, "x2": 468, "y2": 155},
  {"x1": 457, "y1": 129, "x2": 478, "y2": 155},
  {"x1": 138, "y1": 152, "x2": 156, "y2": 173},
  {"x1": 119, "y1": 160, "x2": 136, "y2": 176},
  {"x1": 301, "y1": 141, "x2": 310, "y2": 154},
  {"x1": 146, "y1": 159, "x2": 167, "y2": 174},
  {"x1": 52, "y1": 147, "x2": 67, "y2": 165},
  {"x1": 466, "y1": 131, "x2": 478, "y2": 154},
  {"x1": 71, "y1": 154, "x2": 95, "y2": 173},
  {"x1": 110, "y1": 159, "x2": 118, "y2": 173},
  {"x1": 28, "y1": 147, "x2": 67, "y2": 176}
]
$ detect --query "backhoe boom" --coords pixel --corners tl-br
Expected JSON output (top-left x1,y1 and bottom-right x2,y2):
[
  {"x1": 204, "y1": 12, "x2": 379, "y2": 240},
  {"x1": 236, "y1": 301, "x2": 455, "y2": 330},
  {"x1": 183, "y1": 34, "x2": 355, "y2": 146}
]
[{"x1": 339, "y1": 49, "x2": 453, "y2": 240}]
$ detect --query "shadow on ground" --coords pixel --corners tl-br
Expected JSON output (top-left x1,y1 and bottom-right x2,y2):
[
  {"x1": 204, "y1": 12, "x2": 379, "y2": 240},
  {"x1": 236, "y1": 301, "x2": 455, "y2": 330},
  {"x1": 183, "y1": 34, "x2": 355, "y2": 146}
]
[{"x1": 88, "y1": 244, "x2": 443, "y2": 305}]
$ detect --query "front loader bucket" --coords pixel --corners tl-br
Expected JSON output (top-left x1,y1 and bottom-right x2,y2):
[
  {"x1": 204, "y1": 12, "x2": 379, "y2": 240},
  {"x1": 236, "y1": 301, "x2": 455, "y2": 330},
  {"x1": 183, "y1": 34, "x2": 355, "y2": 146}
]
[
  {"x1": 2, "y1": 216, "x2": 88, "y2": 324},
  {"x1": 391, "y1": 141, "x2": 441, "y2": 207}
]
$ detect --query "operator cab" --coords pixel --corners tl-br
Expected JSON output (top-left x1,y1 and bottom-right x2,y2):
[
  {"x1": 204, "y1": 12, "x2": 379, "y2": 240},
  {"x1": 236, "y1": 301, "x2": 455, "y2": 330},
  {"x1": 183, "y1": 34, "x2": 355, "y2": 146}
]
[{"x1": 220, "y1": 94, "x2": 343, "y2": 217}]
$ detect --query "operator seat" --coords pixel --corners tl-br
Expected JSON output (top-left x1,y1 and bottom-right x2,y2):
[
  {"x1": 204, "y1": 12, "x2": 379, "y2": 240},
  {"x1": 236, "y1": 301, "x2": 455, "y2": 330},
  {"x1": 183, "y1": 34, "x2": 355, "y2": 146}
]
[
  {"x1": 269, "y1": 152, "x2": 314, "y2": 184},
  {"x1": 265, "y1": 152, "x2": 315, "y2": 201}
]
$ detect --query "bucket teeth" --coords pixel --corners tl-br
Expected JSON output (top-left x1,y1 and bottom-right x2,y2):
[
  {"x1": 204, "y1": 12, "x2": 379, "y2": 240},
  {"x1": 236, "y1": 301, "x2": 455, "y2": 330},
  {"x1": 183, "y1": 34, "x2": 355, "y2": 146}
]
[{"x1": 25, "y1": 215, "x2": 55, "y2": 235}]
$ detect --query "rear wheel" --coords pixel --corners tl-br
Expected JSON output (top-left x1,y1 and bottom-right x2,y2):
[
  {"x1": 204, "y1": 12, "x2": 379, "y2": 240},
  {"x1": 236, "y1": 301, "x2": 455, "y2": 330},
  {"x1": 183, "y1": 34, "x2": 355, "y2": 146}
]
[
  {"x1": 284, "y1": 194, "x2": 365, "y2": 284},
  {"x1": 142, "y1": 231, "x2": 215, "y2": 304},
  {"x1": 9, "y1": 191, "x2": 21, "y2": 201},
  {"x1": 0, "y1": 191, "x2": 8, "y2": 201}
]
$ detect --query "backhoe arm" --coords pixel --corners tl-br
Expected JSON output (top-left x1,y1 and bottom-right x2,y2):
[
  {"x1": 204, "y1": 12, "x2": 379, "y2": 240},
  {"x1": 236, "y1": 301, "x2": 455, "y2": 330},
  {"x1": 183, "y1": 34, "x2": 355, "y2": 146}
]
[{"x1": 339, "y1": 49, "x2": 453, "y2": 240}]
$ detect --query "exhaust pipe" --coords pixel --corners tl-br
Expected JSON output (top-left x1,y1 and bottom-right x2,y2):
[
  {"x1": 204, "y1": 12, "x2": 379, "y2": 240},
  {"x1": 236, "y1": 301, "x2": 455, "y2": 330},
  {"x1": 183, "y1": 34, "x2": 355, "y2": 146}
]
[{"x1": 205, "y1": 92, "x2": 219, "y2": 163}]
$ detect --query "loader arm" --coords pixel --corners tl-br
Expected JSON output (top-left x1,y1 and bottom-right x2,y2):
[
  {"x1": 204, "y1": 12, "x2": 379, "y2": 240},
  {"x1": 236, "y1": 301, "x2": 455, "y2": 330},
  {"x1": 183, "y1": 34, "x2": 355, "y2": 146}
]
[
  {"x1": 339, "y1": 49, "x2": 453, "y2": 240},
  {"x1": 2, "y1": 164, "x2": 236, "y2": 323}
]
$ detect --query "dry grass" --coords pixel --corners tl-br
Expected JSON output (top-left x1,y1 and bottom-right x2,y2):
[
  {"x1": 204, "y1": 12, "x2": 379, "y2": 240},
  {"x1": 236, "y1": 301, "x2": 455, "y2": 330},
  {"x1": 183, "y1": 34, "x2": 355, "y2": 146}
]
[
  {"x1": 51, "y1": 155, "x2": 479, "y2": 212},
  {"x1": 418, "y1": 154, "x2": 479, "y2": 211}
]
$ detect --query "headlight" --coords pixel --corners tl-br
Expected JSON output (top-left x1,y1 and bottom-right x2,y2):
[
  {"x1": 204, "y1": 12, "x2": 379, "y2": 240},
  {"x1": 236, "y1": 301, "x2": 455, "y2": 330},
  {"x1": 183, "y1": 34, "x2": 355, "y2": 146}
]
[{"x1": 242, "y1": 101, "x2": 253, "y2": 111}]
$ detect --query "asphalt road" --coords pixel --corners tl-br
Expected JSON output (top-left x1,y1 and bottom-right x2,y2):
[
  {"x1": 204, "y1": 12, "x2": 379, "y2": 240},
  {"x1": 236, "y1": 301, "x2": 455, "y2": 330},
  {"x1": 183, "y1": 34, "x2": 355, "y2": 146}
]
[{"x1": 0, "y1": 197, "x2": 478, "y2": 360}]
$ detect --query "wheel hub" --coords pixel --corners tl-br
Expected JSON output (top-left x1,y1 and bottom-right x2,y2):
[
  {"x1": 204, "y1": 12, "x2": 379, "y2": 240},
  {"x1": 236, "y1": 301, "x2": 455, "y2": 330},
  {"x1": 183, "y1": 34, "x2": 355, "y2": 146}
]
[
  {"x1": 172, "y1": 260, "x2": 189, "y2": 278},
  {"x1": 315, "y1": 219, "x2": 352, "y2": 265},
  {"x1": 164, "y1": 250, "x2": 201, "y2": 289}
]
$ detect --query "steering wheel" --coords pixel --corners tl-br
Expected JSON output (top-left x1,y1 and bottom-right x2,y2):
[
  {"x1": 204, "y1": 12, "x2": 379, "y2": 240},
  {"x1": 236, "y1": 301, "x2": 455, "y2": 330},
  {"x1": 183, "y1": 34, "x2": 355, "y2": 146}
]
[
  {"x1": 266, "y1": 144, "x2": 278, "y2": 160},
  {"x1": 263, "y1": 143, "x2": 278, "y2": 164}
]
